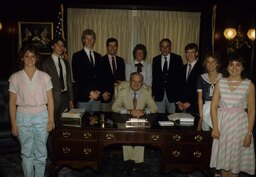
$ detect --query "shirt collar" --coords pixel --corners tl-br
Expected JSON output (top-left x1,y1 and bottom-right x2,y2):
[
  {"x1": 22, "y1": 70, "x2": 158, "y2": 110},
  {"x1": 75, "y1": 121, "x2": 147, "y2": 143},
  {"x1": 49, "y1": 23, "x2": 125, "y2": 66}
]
[
  {"x1": 134, "y1": 60, "x2": 144, "y2": 65},
  {"x1": 161, "y1": 53, "x2": 170, "y2": 60},
  {"x1": 84, "y1": 47, "x2": 93, "y2": 54},
  {"x1": 188, "y1": 59, "x2": 198, "y2": 68},
  {"x1": 108, "y1": 54, "x2": 116, "y2": 59},
  {"x1": 51, "y1": 53, "x2": 63, "y2": 62}
]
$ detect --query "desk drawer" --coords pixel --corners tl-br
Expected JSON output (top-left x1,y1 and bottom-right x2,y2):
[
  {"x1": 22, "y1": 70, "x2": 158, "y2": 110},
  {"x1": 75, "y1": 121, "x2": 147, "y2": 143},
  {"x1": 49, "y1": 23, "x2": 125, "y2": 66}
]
[
  {"x1": 166, "y1": 132, "x2": 211, "y2": 143},
  {"x1": 54, "y1": 141, "x2": 97, "y2": 160},
  {"x1": 99, "y1": 131, "x2": 117, "y2": 141},
  {"x1": 166, "y1": 143, "x2": 210, "y2": 164},
  {"x1": 54, "y1": 129, "x2": 97, "y2": 140}
]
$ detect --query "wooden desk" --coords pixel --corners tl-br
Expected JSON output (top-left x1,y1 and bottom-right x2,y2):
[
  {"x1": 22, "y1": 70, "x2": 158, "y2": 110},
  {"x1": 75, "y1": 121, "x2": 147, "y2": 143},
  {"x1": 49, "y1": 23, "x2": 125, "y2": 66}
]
[{"x1": 50, "y1": 113, "x2": 212, "y2": 176}]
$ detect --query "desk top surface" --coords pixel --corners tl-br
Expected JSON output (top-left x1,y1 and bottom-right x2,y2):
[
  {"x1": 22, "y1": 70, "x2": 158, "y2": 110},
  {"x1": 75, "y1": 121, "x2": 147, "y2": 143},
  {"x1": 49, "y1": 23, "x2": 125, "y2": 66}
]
[{"x1": 58, "y1": 112, "x2": 200, "y2": 131}]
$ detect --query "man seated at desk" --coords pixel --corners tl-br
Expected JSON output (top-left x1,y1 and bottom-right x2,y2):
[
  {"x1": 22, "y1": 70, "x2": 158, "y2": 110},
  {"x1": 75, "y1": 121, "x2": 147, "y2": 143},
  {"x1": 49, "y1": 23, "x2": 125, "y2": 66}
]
[{"x1": 112, "y1": 72, "x2": 157, "y2": 174}]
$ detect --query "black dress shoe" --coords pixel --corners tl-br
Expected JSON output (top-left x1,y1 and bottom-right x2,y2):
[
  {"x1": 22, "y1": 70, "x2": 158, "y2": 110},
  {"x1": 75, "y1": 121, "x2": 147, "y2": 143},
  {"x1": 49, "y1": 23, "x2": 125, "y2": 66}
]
[{"x1": 122, "y1": 160, "x2": 135, "y2": 175}]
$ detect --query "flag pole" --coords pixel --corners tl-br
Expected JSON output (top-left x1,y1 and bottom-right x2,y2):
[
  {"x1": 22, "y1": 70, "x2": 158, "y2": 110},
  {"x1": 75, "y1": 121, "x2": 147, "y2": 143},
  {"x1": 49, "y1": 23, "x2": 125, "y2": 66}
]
[{"x1": 60, "y1": 4, "x2": 65, "y2": 40}]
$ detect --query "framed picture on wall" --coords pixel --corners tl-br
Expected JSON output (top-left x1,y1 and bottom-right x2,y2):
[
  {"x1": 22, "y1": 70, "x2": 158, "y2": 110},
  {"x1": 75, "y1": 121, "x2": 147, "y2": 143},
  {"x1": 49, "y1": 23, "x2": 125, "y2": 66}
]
[{"x1": 18, "y1": 22, "x2": 53, "y2": 55}]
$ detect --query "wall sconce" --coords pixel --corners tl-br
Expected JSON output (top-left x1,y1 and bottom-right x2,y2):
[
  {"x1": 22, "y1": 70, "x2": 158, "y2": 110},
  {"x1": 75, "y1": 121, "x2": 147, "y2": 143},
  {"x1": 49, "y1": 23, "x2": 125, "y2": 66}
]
[{"x1": 223, "y1": 25, "x2": 255, "y2": 53}]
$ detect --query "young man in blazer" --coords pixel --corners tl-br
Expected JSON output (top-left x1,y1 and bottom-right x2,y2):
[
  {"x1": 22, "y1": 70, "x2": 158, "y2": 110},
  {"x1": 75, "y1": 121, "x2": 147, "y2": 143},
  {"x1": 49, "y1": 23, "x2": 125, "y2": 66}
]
[
  {"x1": 72, "y1": 29, "x2": 104, "y2": 112},
  {"x1": 41, "y1": 37, "x2": 74, "y2": 122},
  {"x1": 101, "y1": 38, "x2": 125, "y2": 111},
  {"x1": 152, "y1": 38, "x2": 184, "y2": 113},
  {"x1": 177, "y1": 43, "x2": 203, "y2": 114},
  {"x1": 41, "y1": 37, "x2": 74, "y2": 160}
]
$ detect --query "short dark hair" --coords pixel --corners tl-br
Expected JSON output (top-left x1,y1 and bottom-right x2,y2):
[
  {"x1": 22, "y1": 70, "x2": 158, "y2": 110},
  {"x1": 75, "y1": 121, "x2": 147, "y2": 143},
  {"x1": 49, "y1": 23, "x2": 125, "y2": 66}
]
[
  {"x1": 185, "y1": 43, "x2": 198, "y2": 52},
  {"x1": 159, "y1": 38, "x2": 172, "y2": 47},
  {"x1": 132, "y1": 44, "x2": 147, "y2": 60},
  {"x1": 106, "y1": 38, "x2": 118, "y2": 46},
  {"x1": 18, "y1": 44, "x2": 40, "y2": 70},
  {"x1": 81, "y1": 29, "x2": 96, "y2": 43},
  {"x1": 223, "y1": 52, "x2": 247, "y2": 79},
  {"x1": 51, "y1": 37, "x2": 65, "y2": 47}
]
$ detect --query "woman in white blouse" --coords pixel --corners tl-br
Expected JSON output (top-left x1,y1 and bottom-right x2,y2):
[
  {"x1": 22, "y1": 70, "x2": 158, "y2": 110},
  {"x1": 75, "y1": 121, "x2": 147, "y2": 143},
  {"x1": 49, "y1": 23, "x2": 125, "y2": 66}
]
[{"x1": 126, "y1": 43, "x2": 152, "y2": 86}]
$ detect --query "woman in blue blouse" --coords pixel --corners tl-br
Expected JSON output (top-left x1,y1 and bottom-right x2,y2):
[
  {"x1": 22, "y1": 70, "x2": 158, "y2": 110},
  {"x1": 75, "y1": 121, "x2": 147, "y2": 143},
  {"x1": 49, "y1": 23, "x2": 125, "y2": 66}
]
[{"x1": 197, "y1": 52, "x2": 222, "y2": 131}]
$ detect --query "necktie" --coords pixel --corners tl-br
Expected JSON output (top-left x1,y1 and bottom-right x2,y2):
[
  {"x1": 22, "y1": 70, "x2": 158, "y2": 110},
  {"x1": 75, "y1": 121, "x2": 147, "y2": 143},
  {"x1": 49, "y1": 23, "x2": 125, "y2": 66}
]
[
  {"x1": 89, "y1": 51, "x2": 94, "y2": 66},
  {"x1": 111, "y1": 56, "x2": 116, "y2": 75},
  {"x1": 187, "y1": 64, "x2": 192, "y2": 80},
  {"x1": 133, "y1": 92, "x2": 137, "y2": 109},
  {"x1": 58, "y1": 58, "x2": 65, "y2": 90},
  {"x1": 135, "y1": 63, "x2": 143, "y2": 72},
  {"x1": 163, "y1": 57, "x2": 168, "y2": 73}
]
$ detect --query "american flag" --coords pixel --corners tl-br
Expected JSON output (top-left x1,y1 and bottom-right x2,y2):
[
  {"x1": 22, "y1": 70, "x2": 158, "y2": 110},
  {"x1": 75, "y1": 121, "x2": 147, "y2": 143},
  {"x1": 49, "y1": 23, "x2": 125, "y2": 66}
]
[{"x1": 55, "y1": 4, "x2": 64, "y2": 39}]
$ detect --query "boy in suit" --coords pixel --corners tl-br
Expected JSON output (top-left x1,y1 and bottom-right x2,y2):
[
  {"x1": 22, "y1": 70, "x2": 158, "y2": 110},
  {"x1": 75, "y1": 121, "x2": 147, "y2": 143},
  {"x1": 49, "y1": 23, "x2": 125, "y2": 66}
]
[
  {"x1": 177, "y1": 43, "x2": 203, "y2": 114},
  {"x1": 41, "y1": 37, "x2": 74, "y2": 122},
  {"x1": 41, "y1": 37, "x2": 74, "y2": 160},
  {"x1": 72, "y1": 29, "x2": 104, "y2": 112},
  {"x1": 101, "y1": 38, "x2": 125, "y2": 111}
]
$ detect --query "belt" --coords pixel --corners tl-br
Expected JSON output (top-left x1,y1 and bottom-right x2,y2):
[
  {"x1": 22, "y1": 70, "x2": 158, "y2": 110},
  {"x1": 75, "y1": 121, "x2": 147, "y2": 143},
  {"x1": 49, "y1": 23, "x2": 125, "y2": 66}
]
[{"x1": 61, "y1": 90, "x2": 67, "y2": 94}]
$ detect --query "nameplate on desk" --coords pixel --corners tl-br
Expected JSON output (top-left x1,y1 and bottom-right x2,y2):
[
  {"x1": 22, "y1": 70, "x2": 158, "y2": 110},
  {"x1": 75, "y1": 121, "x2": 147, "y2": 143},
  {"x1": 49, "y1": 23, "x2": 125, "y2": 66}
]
[{"x1": 125, "y1": 118, "x2": 150, "y2": 128}]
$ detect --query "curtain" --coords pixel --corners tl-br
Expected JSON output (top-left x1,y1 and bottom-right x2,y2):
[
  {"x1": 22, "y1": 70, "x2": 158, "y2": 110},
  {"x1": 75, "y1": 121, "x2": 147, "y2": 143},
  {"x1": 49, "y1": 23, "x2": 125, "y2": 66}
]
[{"x1": 67, "y1": 8, "x2": 200, "y2": 64}]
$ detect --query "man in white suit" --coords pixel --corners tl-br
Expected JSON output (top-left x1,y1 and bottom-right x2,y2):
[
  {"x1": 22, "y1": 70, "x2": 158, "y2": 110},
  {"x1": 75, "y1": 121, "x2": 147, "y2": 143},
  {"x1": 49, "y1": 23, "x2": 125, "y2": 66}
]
[{"x1": 112, "y1": 72, "x2": 157, "y2": 174}]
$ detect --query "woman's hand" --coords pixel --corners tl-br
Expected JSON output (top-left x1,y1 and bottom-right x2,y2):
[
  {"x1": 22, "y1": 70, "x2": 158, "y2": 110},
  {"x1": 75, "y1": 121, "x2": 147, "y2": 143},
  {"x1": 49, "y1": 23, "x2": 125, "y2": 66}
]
[
  {"x1": 48, "y1": 121, "x2": 55, "y2": 132},
  {"x1": 11, "y1": 124, "x2": 19, "y2": 137},
  {"x1": 197, "y1": 118, "x2": 203, "y2": 131},
  {"x1": 211, "y1": 127, "x2": 220, "y2": 139},
  {"x1": 243, "y1": 133, "x2": 252, "y2": 147}
]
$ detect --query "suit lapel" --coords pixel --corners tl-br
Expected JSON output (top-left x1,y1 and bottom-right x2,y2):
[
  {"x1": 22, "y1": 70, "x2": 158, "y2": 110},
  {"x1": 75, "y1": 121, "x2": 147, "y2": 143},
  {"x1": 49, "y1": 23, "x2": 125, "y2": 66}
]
[{"x1": 49, "y1": 57, "x2": 59, "y2": 78}]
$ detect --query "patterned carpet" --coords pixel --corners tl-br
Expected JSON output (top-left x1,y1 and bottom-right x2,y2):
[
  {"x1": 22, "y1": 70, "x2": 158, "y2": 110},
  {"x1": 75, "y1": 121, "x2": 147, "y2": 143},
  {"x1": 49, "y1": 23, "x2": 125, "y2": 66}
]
[{"x1": 0, "y1": 147, "x2": 253, "y2": 177}]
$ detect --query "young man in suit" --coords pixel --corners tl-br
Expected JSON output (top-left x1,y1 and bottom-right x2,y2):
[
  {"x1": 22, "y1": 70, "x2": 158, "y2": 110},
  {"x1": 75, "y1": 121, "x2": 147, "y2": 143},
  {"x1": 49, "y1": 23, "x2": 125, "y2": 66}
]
[
  {"x1": 41, "y1": 37, "x2": 74, "y2": 160},
  {"x1": 72, "y1": 29, "x2": 104, "y2": 112},
  {"x1": 152, "y1": 38, "x2": 184, "y2": 113},
  {"x1": 177, "y1": 43, "x2": 203, "y2": 114},
  {"x1": 112, "y1": 72, "x2": 157, "y2": 174},
  {"x1": 101, "y1": 38, "x2": 125, "y2": 111},
  {"x1": 41, "y1": 37, "x2": 74, "y2": 122}
]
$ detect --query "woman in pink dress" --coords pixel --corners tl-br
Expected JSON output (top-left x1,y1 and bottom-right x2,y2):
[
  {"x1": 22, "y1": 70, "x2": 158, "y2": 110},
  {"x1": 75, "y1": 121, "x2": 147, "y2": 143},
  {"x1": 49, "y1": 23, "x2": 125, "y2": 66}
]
[{"x1": 210, "y1": 54, "x2": 255, "y2": 176}]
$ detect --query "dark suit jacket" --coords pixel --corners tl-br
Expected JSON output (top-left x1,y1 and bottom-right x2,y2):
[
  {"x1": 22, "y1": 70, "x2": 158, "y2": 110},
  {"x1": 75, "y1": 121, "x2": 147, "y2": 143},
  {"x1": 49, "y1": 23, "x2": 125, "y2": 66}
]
[
  {"x1": 101, "y1": 54, "x2": 125, "y2": 103},
  {"x1": 152, "y1": 53, "x2": 184, "y2": 103},
  {"x1": 72, "y1": 49, "x2": 103, "y2": 102},
  {"x1": 41, "y1": 56, "x2": 74, "y2": 119},
  {"x1": 180, "y1": 61, "x2": 203, "y2": 114}
]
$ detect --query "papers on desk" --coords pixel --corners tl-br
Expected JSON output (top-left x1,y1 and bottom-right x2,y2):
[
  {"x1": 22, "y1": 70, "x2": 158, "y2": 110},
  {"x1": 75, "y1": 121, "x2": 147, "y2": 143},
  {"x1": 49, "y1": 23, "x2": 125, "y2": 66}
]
[
  {"x1": 158, "y1": 121, "x2": 174, "y2": 126},
  {"x1": 167, "y1": 113, "x2": 195, "y2": 126},
  {"x1": 61, "y1": 108, "x2": 85, "y2": 118}
]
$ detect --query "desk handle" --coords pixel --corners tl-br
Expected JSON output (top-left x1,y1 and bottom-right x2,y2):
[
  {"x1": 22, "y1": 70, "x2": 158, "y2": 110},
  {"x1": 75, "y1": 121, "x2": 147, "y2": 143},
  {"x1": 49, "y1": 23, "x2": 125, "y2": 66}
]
[
  {"x1": 105, "y1": 132, "x2": 114, "y2": 140},
  {"x1": 172, "y1": 150, "x2": 181, "y2": 157},
  {"x1": 194, "y1": 135, "x2": 203, "y2": 142},
  {"x1": 151, "y1": 134, "x2": 160, "y2": 141},
  {"x1": 172, "y1": 134, "x2": 181, "y2": 142},
  {"x1": 62, "y1": 131, "x2": 71, "y2": 138},
  {"x1": 83, "y1": 148, "x2": 92, "y2": 155},
  {"x1": 83, "y1": 132, "x2": 92, "y2": 139},
  {"x1": 193, "y1": 151, "x2": 202, "y2": 158},
  {"x1": 62, "y1": 147, "x2": 71, "y2": 154}
]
